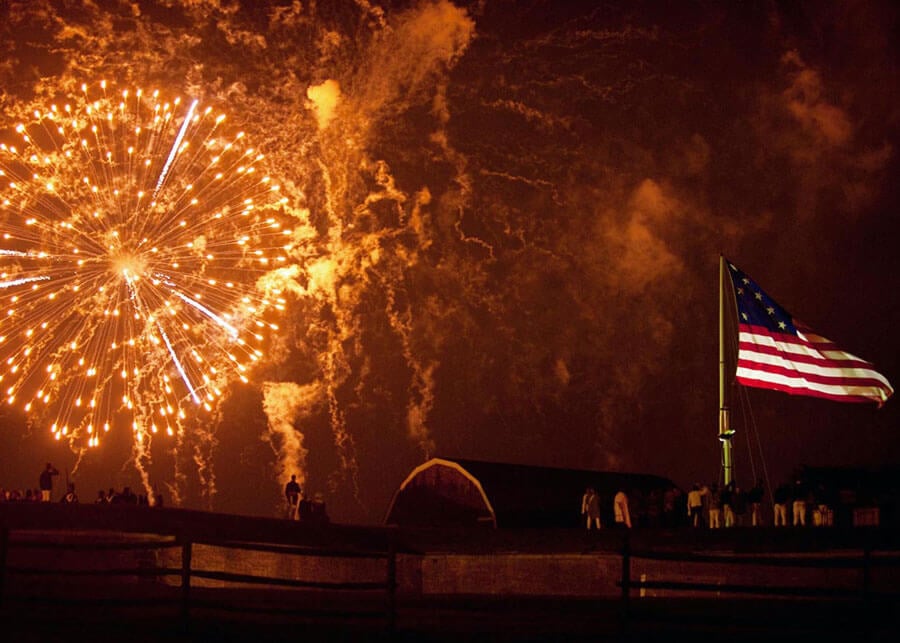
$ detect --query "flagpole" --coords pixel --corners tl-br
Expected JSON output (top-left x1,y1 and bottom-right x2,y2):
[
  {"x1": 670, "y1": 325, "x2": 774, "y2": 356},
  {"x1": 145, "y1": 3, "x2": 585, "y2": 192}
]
[{"x1": 719, "y1": 255, "x2": 733, "y2": 486}]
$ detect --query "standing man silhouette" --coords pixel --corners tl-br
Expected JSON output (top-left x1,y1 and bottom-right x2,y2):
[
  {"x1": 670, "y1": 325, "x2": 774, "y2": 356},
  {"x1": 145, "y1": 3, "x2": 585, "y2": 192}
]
[
  {"x1": 39, "y1": 463, "x2": 59, "y2": 502},
  {"x1": 581, "y1": 487, "x2": 601, "y2": 529},
  {"x1": 284, "y1": 474, "x2": 301, "y2": 519}
]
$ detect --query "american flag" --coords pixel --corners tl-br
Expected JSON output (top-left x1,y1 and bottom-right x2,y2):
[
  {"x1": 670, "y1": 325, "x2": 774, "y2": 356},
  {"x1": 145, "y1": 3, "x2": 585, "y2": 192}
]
[{"x1": 725, "y1": 260, "x2": 893, "y2": 406}]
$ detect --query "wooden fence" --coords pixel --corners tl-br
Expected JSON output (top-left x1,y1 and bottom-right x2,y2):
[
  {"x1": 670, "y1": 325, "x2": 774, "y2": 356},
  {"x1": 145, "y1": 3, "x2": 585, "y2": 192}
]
[
  {"x1": 618, "y1": 530, "x2": 900, "y2": 635},
  {"x1": 2, "y1": 504, "x2": 899, "y2": 638},
  {"x1": 0, "y1": 504, "x2": 398, "y2": 630}
]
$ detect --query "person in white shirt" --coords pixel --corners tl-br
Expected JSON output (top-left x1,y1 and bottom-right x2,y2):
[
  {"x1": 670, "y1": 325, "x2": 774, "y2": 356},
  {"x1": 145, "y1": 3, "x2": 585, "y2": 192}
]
[
  {"x1": 687, "y1": 484, "x2": 704, "y2": 527},
  {"x1": 614, "y1": 490, "x2": 632, "y2": 528}
]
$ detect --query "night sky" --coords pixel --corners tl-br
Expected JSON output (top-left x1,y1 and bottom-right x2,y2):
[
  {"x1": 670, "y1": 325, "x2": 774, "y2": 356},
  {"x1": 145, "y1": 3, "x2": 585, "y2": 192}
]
[{"x1": 0, "y1": 0, "x2": 897, "y2": 524}]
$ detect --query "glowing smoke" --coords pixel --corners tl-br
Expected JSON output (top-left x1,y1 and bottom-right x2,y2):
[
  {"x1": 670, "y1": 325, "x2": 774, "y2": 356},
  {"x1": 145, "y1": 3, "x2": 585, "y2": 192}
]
[
  {"x1": 0, "y1": 1, "x2": 895, "y2": 522},
  {"x1": 262, "y1": 381, "x2": 318, "y2": 492},
  {"x1": 307, "y1": 80, "x2": 342, "y2": 131}
]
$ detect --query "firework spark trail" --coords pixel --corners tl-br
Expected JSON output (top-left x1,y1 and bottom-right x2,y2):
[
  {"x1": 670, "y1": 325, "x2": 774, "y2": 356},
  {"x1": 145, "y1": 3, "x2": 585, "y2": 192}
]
[
  {"x1": 360, "y1": 164, "x2": 440, "y2": 460},
  {"x1": 0, "y1": 275, "x2": 50, "y2": 288},
  {"x1": 323, "y1": 335, "x2": 360, "y2": 500},
  {"x1": 131, "y1": 425, "x2": 154, "y2": 500},
  {"x1": 168, "y1": 421, "x2": 188, "y2": 507},
  {"x1": 193, "y1": 436, "x2": 217, "y2": 509},
  {"x1": 171, "y1": 291, "x2": 239, "y2": 339},
  {"x1": 153, "y1": 99, "x2": 198, "y2": 201},
  {"x1": 157, "y1": 321, "x2": 201, "y2": 405},
  {"x1": 382, "y1": 266, "x2": 437, "y2": 460},
  {"x1": 0, "y1": 81, "x2": 290, "y2": 484}
]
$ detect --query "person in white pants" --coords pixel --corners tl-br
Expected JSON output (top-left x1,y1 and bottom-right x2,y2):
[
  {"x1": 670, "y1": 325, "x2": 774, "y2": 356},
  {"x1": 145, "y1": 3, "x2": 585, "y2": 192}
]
[{"x1": 792, "y1": 497, "x2": 807, "y2": 526}]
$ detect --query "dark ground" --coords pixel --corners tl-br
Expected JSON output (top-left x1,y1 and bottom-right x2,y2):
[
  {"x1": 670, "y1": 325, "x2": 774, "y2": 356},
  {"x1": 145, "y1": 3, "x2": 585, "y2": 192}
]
[
  {"x1": 2, "y1": 589, "x2": 897, "y2": 642},
  {"x1": 1, "y1": 504, "x2": 898, "y2": 641}
]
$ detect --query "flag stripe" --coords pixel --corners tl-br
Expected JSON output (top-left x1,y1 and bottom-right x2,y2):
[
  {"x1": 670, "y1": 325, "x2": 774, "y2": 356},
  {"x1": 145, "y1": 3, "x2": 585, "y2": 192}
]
[
  {"x1": 739, "y1": 325, "x2": 869, "y2": 364},
  {"x1": 735, "y1": 370, "x2": 881, "y2": 404},
  {"x1": 738, "y1": 326, "x2": 892, "y2": 387},
  {"x1": 736, "y1": 357, "x2": 889, "y2": 389},
  {"x1": 738, "y1": 338, "x2": 876, "y2": 371}
]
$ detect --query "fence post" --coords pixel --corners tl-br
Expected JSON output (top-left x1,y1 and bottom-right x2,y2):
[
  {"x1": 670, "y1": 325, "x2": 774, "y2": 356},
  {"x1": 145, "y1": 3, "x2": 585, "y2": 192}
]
[
  {"x1": 862, "y1": 543, "x2": 871, "y2": 602},
  {"x1": 620, "y1": 531, "x2": 631, "y2": 631},
  {"x1": 0, "y1": 526, "x2": 8, "y2": 610},
  {"x1": 386, "y1": 529, "x2": 397, "y2": 634},
  {"x1": 181, "y1": 538, "x2": 192, "y2": 626}
]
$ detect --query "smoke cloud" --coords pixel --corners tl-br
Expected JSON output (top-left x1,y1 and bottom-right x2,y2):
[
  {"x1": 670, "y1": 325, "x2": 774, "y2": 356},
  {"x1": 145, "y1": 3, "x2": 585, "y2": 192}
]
[
  {"x1": 262, "y1": 381, "x2": 318, "y2": 490},
  {"x1": 0, "y1": 1, "x2": 896, "y2": 523},
  {"x1": 307, "y1": 79, "x2": 342, "y2": 131}
]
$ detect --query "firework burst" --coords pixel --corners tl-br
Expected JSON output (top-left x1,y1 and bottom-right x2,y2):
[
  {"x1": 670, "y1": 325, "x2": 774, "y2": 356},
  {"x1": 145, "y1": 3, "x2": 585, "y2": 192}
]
[{"x1": 0, "y1": 81, "x2": 291, "y2": 448}]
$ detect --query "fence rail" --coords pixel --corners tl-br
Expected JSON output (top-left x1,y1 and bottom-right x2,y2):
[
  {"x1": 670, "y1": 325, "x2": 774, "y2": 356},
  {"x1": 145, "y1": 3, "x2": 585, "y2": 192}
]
[
  {"x1": 625, "y1": 546, "x2": 900, "y2": 568},
  {"x1": 619, "y1": 533, "x2": 900, "y2": 604},
  {"x1": 0, "y1": 504, "x2": 398, "y2": 631},
  {"x1": 2, "y1": 504, "x2": 899, "y2": 638}
]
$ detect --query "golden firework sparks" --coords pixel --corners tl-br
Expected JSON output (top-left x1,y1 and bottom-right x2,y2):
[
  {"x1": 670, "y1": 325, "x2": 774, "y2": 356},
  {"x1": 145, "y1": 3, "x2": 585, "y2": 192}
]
[{"x1": 0, "y1": 81, "x2": 291, "y2": 447}]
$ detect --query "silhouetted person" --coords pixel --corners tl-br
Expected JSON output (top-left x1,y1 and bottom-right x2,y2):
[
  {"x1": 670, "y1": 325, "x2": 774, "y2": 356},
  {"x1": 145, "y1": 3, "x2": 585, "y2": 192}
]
[
  {"x1": 773, "y1": 482, "x2": 790, "y2": 526},
  {"x1": 687, "y1": 484, "x2": 704, "y2": 527},
  {"x1": 748, "y1": 479, "x2": 764, "y2": 526},
  {"x1": 115, "y1": 486, "x2": 137, "y2": 505},
  {"x1": 39, "y1": 463, "x2": 59, "y2": 502},
  {"x1": 96, "y1": 490, "x2": 107, "y2": 504},
  {"x1": 581, "y1": 487, "x2": 601, "y2": 529},
  {"x1": 708, "y1": 484, "x2": 722, "y2": 529},
  {"x1": 60, "y1": 482, "x2": 78, "y2": 504},
  {"x1": 812, "y1": 484, "x2": 833, "y2": 527},
  {"x1": 309, "y1": 492, "x2": 329, "y2": 526},
  {"x1": 722, "y1": 482, "x2": 735, "y2": 527},
  {"x1": 284, "y1": 474, "x2": 301, "y2": 519},
  {"x1": 662, "y1": 488, "x2": 676, "y2": 527},
  {"x1": 614, "y1": 490, "x2": 632, "y2": 528},
  {"x1": 732, "y1": 486, "x2": 747, "y2": 527},
  {"x1": 792, "y1": 480, "x2": 807, "y2": 527},
  {"x1": 298, "y1": 492, "x2": 313, "y2": 523}
]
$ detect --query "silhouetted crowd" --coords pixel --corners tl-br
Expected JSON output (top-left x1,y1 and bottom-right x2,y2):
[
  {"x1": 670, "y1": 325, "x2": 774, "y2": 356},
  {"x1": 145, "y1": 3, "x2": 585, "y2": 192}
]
[
  {"x1": 1, "y1": 483, "x2": 165, "y2": 507},
  {"x1": 0, "y1": 462, "x2": 164, "y2": 506},
  {"x1": 686, "y1": 480, "x2": 767, "y2": 528},
  {"x1": 574, "y1": 476, "x2": 876, "y2": 530},
  {"x1": 686, "y1": 478, "x2": 839, "y2": 528}
]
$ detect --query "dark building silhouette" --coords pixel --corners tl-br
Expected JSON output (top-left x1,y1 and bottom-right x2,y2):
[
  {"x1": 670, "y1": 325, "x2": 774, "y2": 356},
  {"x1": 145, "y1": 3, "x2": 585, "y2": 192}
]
[{"x1": 384, "y1": 458, "x2": 681, "y2": 528}]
